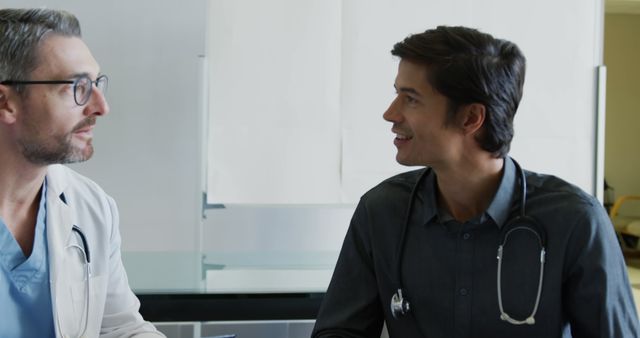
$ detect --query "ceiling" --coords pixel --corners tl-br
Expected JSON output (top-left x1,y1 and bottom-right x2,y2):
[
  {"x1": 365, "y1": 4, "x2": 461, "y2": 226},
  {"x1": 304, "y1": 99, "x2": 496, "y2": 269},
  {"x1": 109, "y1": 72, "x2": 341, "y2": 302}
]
[{"x1": 606, "y1": 0, "x2": 640, "y2": 14}]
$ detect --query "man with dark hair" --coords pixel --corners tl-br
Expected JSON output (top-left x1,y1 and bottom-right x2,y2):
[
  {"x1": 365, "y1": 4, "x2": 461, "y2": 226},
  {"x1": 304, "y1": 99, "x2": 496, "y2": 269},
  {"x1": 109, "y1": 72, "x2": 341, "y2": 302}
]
[
  {"x1": 0, "y1": 8, "x2": 164, "y2": 337},
  {"x1": 312, "y1": 26, "x2": 639, "y2": 338}
]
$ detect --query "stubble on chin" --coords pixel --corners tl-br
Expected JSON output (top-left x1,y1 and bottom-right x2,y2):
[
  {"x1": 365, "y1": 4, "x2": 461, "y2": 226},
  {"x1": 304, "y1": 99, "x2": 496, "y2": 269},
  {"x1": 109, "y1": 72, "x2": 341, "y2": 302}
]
[{"x1": 19, "y1": 125, "x2": 96, "y2": 165}]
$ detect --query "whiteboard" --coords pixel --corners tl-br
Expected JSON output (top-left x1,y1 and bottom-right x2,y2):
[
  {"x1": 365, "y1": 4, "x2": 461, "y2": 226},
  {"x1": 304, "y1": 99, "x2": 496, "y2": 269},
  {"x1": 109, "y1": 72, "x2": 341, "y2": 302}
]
[
  {"x1": 207, "y1": 0, "x2": 604, "y2": 204},
  {"x1": 206, "y1": 0, "x2": 343, "y2": 204}
]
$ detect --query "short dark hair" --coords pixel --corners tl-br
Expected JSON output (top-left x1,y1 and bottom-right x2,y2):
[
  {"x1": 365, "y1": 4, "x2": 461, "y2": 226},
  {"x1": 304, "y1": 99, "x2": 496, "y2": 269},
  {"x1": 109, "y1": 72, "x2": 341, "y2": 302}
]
[
  {"x1": 391, "y1": 26, "x2": 526, "y2": 158},
  {"x1": 0, "y1": 8, "x2": 81, "y2": 93}
]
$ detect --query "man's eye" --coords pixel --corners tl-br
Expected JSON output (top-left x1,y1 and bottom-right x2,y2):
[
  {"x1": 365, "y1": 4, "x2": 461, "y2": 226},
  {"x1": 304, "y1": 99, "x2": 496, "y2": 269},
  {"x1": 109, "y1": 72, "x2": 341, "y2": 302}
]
[
  {"x1": 405, "y1": 96, "x2": 418, "y2": 104},
  {"x1": 64, "y1": 83, "x2": 75, "y2": 92}
]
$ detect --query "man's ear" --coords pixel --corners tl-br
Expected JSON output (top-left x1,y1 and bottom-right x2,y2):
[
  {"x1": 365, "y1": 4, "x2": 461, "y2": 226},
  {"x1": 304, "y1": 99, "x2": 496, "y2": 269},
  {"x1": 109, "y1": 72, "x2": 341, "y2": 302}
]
[
  {"x1": 459, "y1": 103, "x2": 486, "y2": 135},
  {"x1": 0, "y1": 85, "x2": 18, "y2": 124}
]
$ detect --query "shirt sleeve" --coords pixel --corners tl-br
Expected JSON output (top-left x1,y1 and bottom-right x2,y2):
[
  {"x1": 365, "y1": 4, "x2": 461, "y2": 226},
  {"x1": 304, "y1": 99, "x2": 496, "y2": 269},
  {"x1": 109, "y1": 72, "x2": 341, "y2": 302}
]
[
  {"x1": 312, "y1": 200, "x2": 385, "y2": 338},
  {"x1": 563, "y1": 202, "x2": 640, "y2": 338},
  {"x1": 99, "y1": 195, "x2": 165, "y2": 338}
]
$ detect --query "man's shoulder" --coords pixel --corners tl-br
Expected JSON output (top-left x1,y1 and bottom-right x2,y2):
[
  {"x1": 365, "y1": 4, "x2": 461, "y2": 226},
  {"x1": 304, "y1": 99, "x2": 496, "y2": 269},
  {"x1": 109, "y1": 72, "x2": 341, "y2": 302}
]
[
  {"x1": 361, "y1": 168, "x2": 426, "y2": 204},
  {"x1": 524, "y1": 169, "x2": 599, "y2": 209}
]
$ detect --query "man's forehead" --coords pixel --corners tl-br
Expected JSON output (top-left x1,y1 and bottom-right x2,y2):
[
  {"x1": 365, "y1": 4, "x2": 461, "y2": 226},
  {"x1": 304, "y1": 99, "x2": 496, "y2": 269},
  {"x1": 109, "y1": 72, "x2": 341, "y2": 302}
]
[
  {"x1": 395, "y1": 59, "x2": 433, "y2": 94},
  {"x1": 32, "y1": 34, "x2": 100, "y2": 79}
]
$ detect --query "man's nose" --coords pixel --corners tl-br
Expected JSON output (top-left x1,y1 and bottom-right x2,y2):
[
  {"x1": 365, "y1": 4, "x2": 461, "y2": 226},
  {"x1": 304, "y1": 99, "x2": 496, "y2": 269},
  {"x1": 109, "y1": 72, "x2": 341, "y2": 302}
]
[
  {"x1": 83, "y1": 86, "x2": 109, "y2": 117},
  {"x1": 383, "y1": 96, "x2": 401, "y2": 123}
]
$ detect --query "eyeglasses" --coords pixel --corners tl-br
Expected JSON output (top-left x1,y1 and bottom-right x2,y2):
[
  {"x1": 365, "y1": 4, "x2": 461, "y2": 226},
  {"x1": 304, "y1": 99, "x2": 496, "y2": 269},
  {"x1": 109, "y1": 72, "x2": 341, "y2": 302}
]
[{"x1": 1, "y1": 74, "x2": 108, "y2": 106}]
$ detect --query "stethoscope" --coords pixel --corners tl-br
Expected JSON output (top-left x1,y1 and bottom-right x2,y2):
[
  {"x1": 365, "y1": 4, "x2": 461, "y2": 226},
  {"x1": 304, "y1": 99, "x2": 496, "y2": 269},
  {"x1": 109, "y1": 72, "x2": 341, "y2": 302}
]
[
  {"x1": 390, "y1": 158, "x2": 547, "y2": 328},
  {"x1": 57, "y1": 225, "x2": 92, "y2": 338}
]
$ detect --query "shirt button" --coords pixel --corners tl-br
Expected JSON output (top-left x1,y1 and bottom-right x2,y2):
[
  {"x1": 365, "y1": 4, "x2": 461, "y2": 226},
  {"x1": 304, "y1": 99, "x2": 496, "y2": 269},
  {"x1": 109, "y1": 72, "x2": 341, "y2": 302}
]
[
  {"x1": 459, "y1": 288, "x2": 468, "y2": 296},
  {"x1": 463, "y1": 232, "x2": 471, "y2": 240}
]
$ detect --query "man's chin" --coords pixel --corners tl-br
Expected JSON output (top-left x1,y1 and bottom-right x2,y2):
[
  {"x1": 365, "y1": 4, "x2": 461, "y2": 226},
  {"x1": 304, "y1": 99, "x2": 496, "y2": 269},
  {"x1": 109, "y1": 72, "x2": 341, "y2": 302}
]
[
  {"x1": 396, "y1": 156, "x2": 425, "y2": 168},
  {"x1": 61, "y1": 146, "x2": 94, "y2": 164},
  {"x1": 395, "y1": 155, "x2": 413, "y2": 167}
]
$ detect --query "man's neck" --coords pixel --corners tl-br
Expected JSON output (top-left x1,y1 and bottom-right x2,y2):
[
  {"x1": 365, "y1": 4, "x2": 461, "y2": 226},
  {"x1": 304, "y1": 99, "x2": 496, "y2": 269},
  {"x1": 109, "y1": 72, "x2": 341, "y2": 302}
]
[
  {"x1": 0, "y1": 149, "x2": 48, "y2": 257},
  {"x1": 434, "y1": 156, "x2": 505, "y2": 223}
]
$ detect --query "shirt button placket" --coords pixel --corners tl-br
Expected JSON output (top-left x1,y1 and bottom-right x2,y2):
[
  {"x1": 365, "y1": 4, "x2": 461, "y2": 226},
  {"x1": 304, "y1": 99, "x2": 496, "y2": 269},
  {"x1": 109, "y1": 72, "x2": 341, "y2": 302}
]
[{"x1": 454, "y1": 227, "x2": 474, "y2": 338}]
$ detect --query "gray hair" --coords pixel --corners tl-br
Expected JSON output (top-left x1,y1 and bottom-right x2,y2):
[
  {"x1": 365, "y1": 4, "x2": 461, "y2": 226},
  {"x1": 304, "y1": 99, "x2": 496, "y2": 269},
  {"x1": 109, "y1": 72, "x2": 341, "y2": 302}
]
[{"x1": 0, "y1": 8, "x2": 81, "y2": 93}]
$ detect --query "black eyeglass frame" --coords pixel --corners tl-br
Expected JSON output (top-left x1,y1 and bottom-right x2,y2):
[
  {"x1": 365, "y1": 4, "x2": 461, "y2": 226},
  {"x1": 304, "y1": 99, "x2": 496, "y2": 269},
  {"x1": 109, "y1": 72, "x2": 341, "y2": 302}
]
[{"x1": 0, "y1": 74, "x2": 108, "y2": 106}]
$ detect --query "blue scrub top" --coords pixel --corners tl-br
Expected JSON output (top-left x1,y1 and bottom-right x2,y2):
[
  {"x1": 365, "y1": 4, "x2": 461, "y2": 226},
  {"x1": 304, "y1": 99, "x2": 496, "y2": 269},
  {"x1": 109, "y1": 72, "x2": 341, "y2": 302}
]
[{"x1": 0, "y1": 180, "x2": 55, "y2": 337}]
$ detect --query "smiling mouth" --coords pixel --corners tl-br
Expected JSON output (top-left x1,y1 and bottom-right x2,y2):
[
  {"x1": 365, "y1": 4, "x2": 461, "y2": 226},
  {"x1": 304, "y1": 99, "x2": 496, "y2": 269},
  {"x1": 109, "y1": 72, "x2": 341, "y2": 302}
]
[
  {"x1": 393, "y1": 129, "x2": 413, "y2": 140},
  {"x1": 392, "y1": 133, "x2": 412, "y2": 148}
]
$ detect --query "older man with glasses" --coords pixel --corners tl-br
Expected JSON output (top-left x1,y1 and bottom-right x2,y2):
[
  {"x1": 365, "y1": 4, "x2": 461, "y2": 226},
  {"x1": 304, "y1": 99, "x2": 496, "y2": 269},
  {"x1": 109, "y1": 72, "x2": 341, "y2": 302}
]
[{"x1": 0, "y1": 8, "x2": 164, "y2": 337}]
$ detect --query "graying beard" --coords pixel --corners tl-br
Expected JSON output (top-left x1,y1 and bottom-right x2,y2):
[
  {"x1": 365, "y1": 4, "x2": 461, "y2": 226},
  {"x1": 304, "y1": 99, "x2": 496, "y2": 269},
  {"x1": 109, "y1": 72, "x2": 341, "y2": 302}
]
[{"x1": 19, "y1": 134, "x2": 93, "y2": 165}]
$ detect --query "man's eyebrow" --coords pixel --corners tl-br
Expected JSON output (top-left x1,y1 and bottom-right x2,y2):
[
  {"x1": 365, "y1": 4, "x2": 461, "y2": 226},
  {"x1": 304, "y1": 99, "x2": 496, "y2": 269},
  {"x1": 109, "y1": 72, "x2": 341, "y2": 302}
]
[
  {"x1": 67, "y1": 71, "x2": 102, "y2": 79},
  {"x1": 67, "y1": 72, "x2": 90, "y2": 78},
  {"x1": 394, "y1": 84, "x2": 422, "y2": 97}
]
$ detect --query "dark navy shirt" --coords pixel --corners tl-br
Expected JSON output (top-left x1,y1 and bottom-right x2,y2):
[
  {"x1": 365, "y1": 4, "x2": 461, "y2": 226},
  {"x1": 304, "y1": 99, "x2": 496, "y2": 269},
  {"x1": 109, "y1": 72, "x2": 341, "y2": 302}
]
[{"x1": 313, "y1": 158, "x2": 640, "y2": 338}]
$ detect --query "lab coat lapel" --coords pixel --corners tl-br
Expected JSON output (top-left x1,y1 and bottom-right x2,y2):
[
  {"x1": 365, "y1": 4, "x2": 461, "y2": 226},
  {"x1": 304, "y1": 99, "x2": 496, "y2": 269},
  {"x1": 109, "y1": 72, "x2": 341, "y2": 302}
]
[{"x1": 45, "y1": 165, "x2": 77, "y2": 337}]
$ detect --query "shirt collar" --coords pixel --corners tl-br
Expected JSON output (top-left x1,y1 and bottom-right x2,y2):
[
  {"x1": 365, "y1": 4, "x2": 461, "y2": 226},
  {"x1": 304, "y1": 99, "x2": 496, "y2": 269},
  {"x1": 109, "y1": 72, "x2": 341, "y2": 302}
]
[
  {"x1": 422, "y1": 168, "x2": 439, "y2": 225},
  {"x1": 486, "y1": 157, "x2": 516, "y2": 228},
  {"x1": 421, "y1": 157, "x2": 517, "y2": 228}
]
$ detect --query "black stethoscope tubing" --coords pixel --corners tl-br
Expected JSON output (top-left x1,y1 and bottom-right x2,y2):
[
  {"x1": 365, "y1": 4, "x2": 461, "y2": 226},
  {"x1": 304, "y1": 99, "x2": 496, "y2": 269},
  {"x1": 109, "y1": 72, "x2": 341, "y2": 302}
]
[
  {"x1": 390, "y1": 158, "x2": 547, "y2": 328},
  {"x1": 72, "y1": 225, "x2": 91, "y2": 263}
]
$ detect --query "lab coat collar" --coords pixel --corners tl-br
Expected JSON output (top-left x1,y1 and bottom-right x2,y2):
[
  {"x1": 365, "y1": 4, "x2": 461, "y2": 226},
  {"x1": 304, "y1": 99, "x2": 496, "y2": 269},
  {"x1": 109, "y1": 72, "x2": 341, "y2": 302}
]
[
  {"x1": 45, "y1": 164, "x2": 75, "y2": 278},
  {"x1": 45, "y1": 164, "x2": 70, "y2": 201}
]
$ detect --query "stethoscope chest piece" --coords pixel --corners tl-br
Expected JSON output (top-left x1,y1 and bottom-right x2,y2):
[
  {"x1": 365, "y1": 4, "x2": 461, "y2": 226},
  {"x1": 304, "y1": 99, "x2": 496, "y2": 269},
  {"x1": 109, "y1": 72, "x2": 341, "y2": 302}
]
[{"x1": 390, "y1": 288, "x2": 410, "y2": 318}]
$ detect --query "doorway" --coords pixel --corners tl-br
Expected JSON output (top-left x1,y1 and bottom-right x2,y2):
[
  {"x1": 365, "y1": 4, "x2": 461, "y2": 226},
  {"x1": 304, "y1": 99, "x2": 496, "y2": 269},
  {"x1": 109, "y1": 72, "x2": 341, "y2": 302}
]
[{"x1": 604, "y1": 3, "x2": 640, "y2": 264}]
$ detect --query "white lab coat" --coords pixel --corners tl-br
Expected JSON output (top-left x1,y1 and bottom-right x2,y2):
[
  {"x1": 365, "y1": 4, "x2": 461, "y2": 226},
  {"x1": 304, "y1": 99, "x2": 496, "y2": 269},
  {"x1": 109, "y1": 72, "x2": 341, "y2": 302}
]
[{"x1": 45, "y1": 164, "x2": 164, "y2": 338}]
